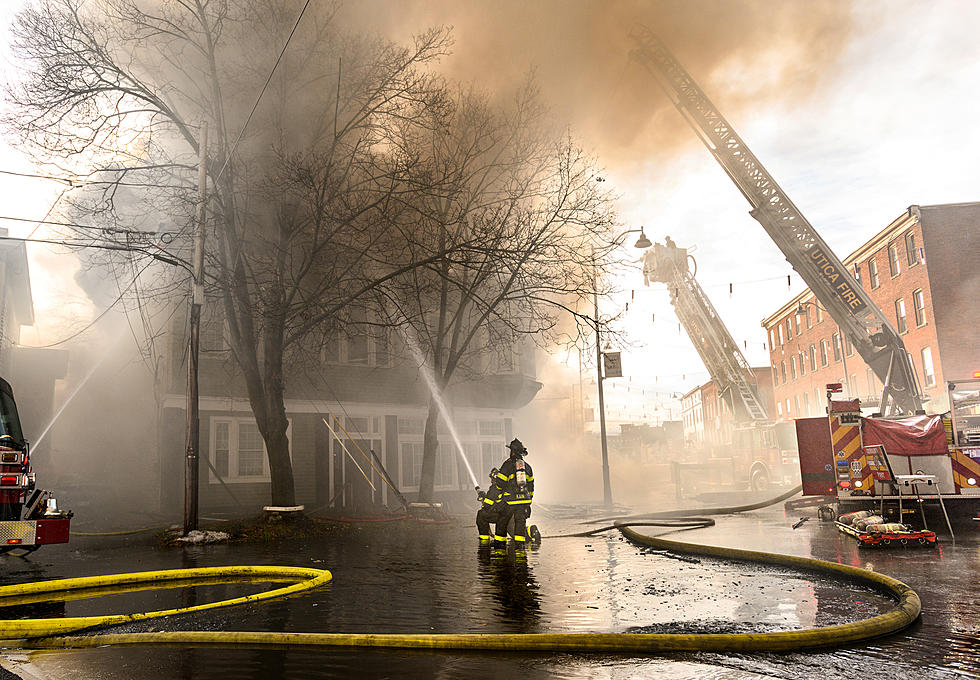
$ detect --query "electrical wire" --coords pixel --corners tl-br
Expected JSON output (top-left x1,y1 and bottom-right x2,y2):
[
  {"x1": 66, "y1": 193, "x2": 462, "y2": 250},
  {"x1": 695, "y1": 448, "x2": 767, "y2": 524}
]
[
  {"x1": 22, "y1": 261, "x2": 153, "y2": 349},
  {"x1": 215, "y1": 0, "x2": 312, "y2": 182}
]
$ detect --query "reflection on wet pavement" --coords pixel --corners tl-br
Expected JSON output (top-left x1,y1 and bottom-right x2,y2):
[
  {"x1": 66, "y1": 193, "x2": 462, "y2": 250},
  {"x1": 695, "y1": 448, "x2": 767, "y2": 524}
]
[{"x1": 1, "y1": 505, "x2": 977, "y2": 679}]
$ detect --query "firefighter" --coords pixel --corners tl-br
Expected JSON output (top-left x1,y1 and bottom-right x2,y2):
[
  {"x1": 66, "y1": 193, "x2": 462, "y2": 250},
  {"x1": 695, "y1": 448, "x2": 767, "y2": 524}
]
[
  {"x1": 476, "y1": 467, "x2": 505, "y2": 542},
  {"x1": 496, "y1": 438, "x2": 534, "y2": 545}
]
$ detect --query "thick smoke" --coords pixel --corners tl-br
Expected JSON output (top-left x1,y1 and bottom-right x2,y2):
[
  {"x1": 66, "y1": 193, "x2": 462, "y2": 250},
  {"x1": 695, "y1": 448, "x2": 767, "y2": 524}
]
[{"x1": 338, "y1": 0, "x2": 854, "y2": 167}]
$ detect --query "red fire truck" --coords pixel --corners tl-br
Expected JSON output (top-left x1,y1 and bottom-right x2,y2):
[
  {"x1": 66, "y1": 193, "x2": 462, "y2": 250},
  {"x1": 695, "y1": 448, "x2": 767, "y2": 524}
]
[
  {"x1": 795, "y1": 379, "x2": 980, "y2": 530},
  {"x1": 0, "y1": 377, "x2": 71, "y2": 553}
]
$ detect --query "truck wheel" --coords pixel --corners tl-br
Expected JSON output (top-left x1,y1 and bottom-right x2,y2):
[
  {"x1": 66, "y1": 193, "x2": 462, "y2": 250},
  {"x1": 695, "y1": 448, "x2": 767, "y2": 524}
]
[{"x1": 750, "y1": 468, "x2": 770, "y2": 493}]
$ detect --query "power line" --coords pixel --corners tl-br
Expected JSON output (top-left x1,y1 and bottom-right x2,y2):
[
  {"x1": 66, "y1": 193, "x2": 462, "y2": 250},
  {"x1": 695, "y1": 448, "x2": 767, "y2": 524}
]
[
  {"x1": 22, "y1": 261, "x2": 154, "y2": 348},
  {"x1": 0, "y1": 168, "x2": 189, "y2": 190},
  {"x1": 216, "y1": 0, "x2": 312, "y2": 181}
]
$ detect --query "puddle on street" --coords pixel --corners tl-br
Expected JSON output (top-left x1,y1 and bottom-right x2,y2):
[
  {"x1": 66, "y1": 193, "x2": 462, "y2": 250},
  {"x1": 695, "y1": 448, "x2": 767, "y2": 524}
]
[{"x1": 2, "y1": 506, "x2": 978, "y2": 680}]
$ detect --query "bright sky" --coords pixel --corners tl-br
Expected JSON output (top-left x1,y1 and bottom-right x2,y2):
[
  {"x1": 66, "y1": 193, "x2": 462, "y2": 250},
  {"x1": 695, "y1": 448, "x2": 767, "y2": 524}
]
[{"x1": 1, "y1": 1, "x2": 978, "y2": 405}]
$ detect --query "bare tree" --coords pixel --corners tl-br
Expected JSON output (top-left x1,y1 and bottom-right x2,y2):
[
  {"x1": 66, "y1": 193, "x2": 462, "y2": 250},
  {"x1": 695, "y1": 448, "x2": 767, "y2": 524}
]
[
  {"x1": 4, "y1": 0, "x2": 456, "y2": 506},
  {"x1": 378, "y1": 83, "x2": 619, "y2": 501}
]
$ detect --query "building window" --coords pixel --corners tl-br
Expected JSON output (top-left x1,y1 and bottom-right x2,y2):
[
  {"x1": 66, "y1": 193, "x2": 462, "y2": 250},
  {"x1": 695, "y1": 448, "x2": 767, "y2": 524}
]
[
  {"x1": 777, "y1": 324, "x2": 784, "y2": 345},
  {"x1": 803, "y1": 391, "x2": 810, "y2": 416},
  {"x1": 769, "y1": 328, "x2": 776, "y2": 349},
  {"x1": 888, "y1": 243, "x2": 901, "y2": 277},
  {"x1": 809, "y1": 344, "x2": 817, "y2": 372},
  {"x1": 794, "y1": 314, "x2": 801, "y2": 336},
  {"x1": 921, "y1": 347, "x2": 936, "y2": 387},
  {"x1": 798, "y1": 351, "x2": 806, "y2": 376},
  {"x1": 866, "y1": 368, "x2": 876, "y2": 396},
  {"x1": 785, "y1": 398, "x2": 791, "y2": 416},
  {"x1": 210, "y1": 418, "x2": 287, "y2": 483},
  {"x1": 780, "y1": 361, "x2": 787, "y2": 384},
  {"x1": 819, "y1": 339, "x2": 829, "y2": 367},
  {"x1": 905, "y1": 231, "x2": 919, "y2": 266},
  {"x1": 912, "y1": 289, "x2": 926, "y2": 327},
  {"x1": 895, "y1": 298, "x2": 907, "y2": 334},
  {"x1": 201, "y1": 306, "x2": 229, "y2": 352},
  {"x1": 832, "y1": 333, "x2": 841, "y2": 361},
  {"x1": 816, "y1": 305, "x2": 823, "y2": 323},
  {"x1": 848, "y1": 374, "x2": 857, "y2": 395},
  {"x1": 845, "y1": 334, "x2": 854, "y2": 357},
  {"x1": 786, "y1": 318, "x2": 793, "y2": 341},
  {"x1": 794, "y1": 395, "x2": 800, "y2": 415},
  {"x1": 400, "y1": 441, "x2": 424, "y2": 488},
  {"x1": 777, "y1": 402, "x2": 783, "y2": 417},
  {"x1": 868, "y1": 258, "x2": 880, "y2": 289},
  {"x1": 323, "y1": 319, "x2": 391, "y2": 367},
  {"x1": 804, "y1": 305, "x2": 812, "y2": 329},
  {"x1": 790, "y1": 356, "x2": 797, "y2": 380}
]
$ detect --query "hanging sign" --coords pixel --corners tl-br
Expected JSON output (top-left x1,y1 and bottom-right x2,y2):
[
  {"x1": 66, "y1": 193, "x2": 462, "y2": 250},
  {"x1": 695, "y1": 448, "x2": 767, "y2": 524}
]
[{"x1": 603, "y1": 352, "x2": 623, "y2": 378}]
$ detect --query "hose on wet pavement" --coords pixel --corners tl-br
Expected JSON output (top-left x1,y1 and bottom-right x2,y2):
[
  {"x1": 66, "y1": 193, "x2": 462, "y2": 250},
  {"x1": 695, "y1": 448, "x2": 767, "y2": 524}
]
[{"x1": 0, "y1": 525, "x2": 920, "y2": 653}]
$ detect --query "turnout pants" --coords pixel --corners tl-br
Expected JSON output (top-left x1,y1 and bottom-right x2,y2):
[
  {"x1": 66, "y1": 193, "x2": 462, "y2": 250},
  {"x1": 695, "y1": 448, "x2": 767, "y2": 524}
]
[
  {"x1": 499, "y1": 504, "x2": 530, "y2": 543},
  {"x1": 476, "y1": 504, "x2": 504, "y2": 541}
]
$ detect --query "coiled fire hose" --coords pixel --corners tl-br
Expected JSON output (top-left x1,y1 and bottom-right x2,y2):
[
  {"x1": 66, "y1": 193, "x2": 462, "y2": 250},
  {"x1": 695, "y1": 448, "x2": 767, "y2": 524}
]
[{"x1": 0, "y1": 519, "x2": 920, "y2": 653}]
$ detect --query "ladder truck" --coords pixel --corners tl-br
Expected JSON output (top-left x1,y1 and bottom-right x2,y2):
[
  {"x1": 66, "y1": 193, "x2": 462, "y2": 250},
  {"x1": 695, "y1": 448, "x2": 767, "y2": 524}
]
[
  {"x1": 629, "y1": 26, "x2": 924, "y2": 418},
  {"x1": 643, "y1": 240, "x2": 798, "y2": 492}
]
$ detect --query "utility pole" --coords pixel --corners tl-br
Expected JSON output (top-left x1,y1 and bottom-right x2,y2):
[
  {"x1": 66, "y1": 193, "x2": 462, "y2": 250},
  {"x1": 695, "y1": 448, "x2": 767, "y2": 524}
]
[
  {"x1": 184, "y1": 122, "x2": 207, "y2": 535},
  {"x1": 594, "y1": 260, "x2": 612, "y2": 508}
]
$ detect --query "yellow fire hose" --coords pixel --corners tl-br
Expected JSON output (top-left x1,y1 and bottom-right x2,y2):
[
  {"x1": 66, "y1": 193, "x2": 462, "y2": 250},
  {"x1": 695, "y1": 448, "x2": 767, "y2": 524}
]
[{"x1": 0, "y1": 526, "x2": 920, "y2": 653}]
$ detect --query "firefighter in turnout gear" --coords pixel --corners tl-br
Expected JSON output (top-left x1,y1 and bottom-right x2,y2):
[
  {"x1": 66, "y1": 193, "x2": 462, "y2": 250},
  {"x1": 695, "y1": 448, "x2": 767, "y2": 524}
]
[
  {"x1": 476, "y1": 467, "x2": 505, "y2": 542},
  {"x1": 496, "y1": 438, "x2": 535, "y2": 545}
]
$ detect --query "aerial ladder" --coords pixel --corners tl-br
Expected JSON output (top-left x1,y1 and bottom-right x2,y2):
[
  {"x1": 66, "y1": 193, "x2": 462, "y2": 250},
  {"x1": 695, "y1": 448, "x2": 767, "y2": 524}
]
[
  {"x1": 629, "y1": 27, "x2": 924, "y2": 417},
  {"x1": 643, "y1": 240, "x2": 769, "y2": 424}
]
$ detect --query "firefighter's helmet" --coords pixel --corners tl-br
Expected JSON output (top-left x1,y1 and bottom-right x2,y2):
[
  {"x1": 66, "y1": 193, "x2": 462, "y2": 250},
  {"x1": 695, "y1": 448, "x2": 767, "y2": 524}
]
[{"x1": 508, "y1": 438, "x2": 527, "y2": 456}]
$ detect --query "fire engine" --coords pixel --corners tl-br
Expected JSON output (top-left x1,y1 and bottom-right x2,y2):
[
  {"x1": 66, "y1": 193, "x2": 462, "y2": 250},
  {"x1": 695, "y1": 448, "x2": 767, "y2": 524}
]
[
  {"x1": 0, "y1": 377, "x2": 71, "y2": 553},
  {"x1": 797, "y1": 378, "x2": 980, "y2": 529}
]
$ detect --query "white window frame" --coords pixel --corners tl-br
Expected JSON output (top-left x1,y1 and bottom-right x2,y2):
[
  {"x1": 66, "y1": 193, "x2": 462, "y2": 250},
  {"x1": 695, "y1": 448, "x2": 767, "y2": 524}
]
[
  {"x1": 912, "y1": 289, "x2": 927, "y2": 327},
  {"x1": 209, "y1": 417, "x2": 292, "y2": 484},
  {"x1": 397, "y1": 415, "x2": 471, "y2": 492},
  {"x1": 868, "y1": 258, "x2": 880, "y2": 289},
  {"x1": 921, "y1": 347, "x2": 936, "y2": 388},
  {"x1": 322, "y1": 327, "x2": 392, "y2": 367}
]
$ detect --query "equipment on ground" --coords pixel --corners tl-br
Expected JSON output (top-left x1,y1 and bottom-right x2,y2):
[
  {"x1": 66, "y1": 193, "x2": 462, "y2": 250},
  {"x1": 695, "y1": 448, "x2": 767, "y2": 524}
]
[
  {"x1": 0, "y1": 377, "x2": 71, "y2": 553},
  {"x1": 629, "y1": 27, "x2": 923, "y2": 417}
]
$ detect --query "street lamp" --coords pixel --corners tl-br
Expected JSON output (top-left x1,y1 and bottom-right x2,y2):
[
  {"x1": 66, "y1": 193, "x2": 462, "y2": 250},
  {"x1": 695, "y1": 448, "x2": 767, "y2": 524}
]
[{"x1": 594, "y1": 227, "x2": 651, "y2": 508}]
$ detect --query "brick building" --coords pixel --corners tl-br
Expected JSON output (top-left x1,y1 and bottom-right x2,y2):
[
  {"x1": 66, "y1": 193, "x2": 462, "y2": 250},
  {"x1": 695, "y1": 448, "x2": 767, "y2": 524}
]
[
  {"x1": 762, "y1": 202, "x2": 980, "y2": 419},
  {"x1": 158, "y1": 307, "x2": 541, "y2": 514}
]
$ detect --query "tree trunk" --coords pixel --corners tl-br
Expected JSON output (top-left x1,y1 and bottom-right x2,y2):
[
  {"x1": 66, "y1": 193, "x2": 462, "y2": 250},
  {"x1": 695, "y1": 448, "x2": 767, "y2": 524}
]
[
  {"x1": 418, "y1": 397, "x2": 441, "y2": 501},
  {"x1": 263, "y1": 411, "x2": 295, "y2": 507}
]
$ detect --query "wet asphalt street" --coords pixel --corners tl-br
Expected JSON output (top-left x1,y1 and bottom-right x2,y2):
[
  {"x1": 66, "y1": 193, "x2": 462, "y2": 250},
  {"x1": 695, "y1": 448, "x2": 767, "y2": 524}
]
[{"x1": 0, "y1": 501, "x2": 977, "y2": 680}]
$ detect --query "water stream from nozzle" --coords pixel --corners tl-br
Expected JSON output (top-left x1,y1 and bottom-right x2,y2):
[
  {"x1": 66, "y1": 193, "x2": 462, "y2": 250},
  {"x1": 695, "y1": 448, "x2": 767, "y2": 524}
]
[
  {"x1": 403, "y1": 333, "x2": 479, "y2": 488},
  {"x1": 32, "y1": 348, "x2": 112, "y2": 452}
]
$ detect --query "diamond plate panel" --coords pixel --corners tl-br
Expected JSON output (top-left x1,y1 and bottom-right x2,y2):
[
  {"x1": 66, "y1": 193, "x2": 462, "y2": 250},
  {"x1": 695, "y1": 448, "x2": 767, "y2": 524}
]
[{"x1": 0, "y1": 521, "x2": 37, "y2": 545}]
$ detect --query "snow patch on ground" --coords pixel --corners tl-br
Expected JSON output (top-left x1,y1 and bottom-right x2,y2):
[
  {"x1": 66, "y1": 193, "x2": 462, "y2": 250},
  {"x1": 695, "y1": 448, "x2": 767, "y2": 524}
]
[{"x1": 176, "y1": 530, "x2": 230, "y2": 544}]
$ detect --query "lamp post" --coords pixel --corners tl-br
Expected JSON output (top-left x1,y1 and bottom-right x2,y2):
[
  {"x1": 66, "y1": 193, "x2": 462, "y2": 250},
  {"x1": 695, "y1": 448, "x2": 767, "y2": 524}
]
[{"x1": 594, "y1": 227, "x2": 652, "y2": 508}]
